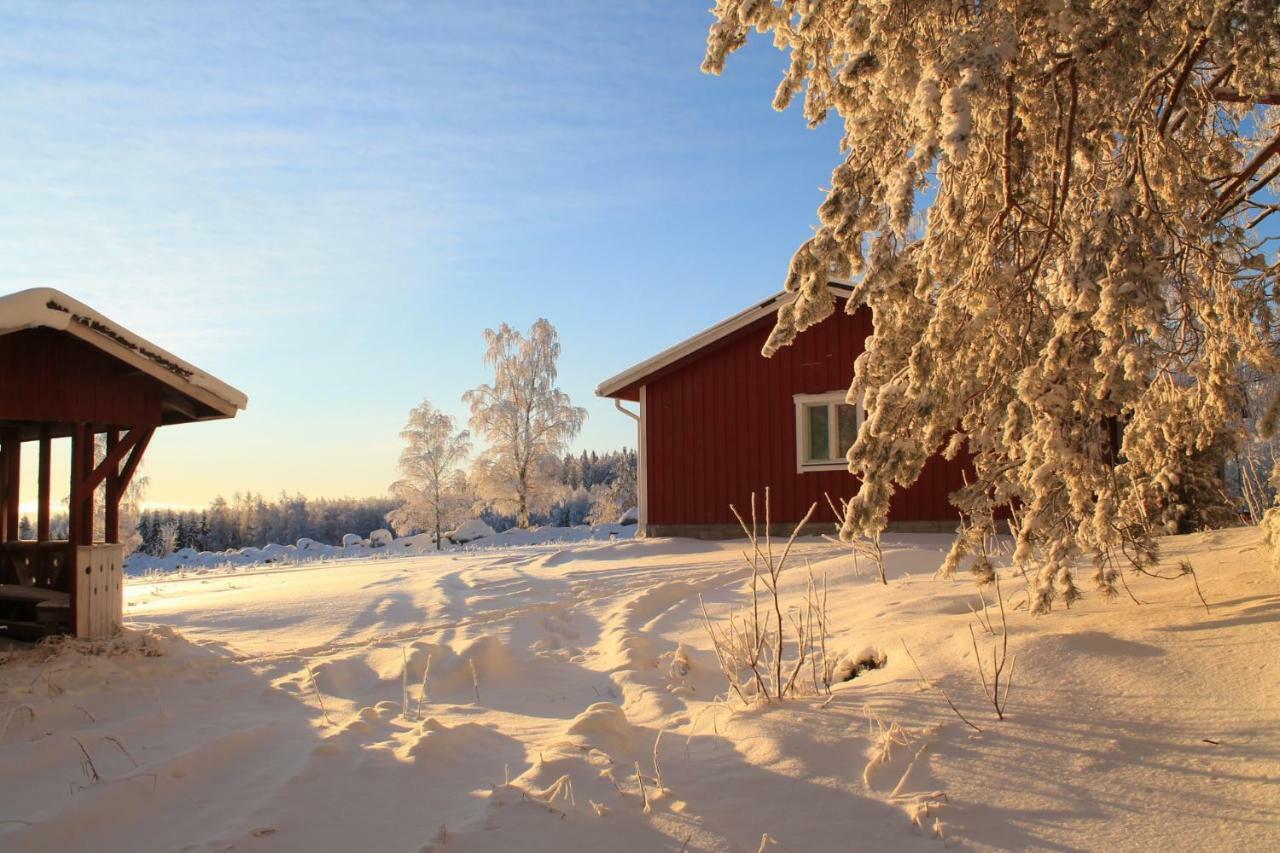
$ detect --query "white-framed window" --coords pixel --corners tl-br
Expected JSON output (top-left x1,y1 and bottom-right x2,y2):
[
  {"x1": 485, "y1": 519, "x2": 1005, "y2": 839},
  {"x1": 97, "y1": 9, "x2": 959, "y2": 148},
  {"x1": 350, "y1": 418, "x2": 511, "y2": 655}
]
[{"x1": 793, "y1": 392, "x2": 860, "y2": 472}]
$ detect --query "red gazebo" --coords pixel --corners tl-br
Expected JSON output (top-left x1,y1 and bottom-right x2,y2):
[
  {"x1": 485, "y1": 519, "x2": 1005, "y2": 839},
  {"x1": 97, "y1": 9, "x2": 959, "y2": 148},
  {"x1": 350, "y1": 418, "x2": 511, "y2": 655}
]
[{"x1": 0, "y1": 288, "x2": 247, "y2": 639}]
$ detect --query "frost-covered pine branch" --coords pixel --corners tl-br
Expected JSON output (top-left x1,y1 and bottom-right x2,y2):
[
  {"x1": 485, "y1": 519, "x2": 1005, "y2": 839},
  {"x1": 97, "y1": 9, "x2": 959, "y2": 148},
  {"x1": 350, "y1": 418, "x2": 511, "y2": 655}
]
[{"x1": 705, "y1": 0, "x2": 1280, "y2": 610}]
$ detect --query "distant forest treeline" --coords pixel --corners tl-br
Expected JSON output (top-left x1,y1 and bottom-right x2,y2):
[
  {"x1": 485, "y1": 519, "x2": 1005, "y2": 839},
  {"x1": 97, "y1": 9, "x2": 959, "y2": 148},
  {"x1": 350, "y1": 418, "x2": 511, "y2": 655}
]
[{"x1": 123, "y1": 448, "x2": 636, "y2": 555}]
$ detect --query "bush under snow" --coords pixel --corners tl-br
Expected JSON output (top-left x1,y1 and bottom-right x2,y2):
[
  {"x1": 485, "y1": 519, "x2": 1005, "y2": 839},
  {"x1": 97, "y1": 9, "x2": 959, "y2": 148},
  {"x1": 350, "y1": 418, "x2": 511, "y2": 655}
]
[{"x1": 448, "y1": 519, "x2": 497, "y2": 544}]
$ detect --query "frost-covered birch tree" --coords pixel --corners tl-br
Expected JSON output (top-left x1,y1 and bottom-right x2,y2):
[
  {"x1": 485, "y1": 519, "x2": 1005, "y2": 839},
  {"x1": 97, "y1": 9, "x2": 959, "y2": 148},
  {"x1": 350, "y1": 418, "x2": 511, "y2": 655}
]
[
  {"x1": 705, "y1": 1, "x2": 1280, "y2": 610},
  {"x1": 389, "y1": 401, "x2": 471, "y2": 549},
  {"x1": 464, "y1": 319, "x2": 587, "y2": 528}
]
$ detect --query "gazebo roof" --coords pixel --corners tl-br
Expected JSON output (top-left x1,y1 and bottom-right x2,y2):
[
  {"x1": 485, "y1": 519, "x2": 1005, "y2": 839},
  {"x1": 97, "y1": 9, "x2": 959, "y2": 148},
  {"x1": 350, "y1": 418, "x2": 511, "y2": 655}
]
[{"x1": 0, "y1": 287, "x2": 248, "y2": 419}]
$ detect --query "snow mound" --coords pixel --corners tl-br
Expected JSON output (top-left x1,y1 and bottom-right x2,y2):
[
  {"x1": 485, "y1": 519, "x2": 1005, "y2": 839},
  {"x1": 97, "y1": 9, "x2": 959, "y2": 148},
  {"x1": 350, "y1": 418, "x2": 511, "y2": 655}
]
[
  {"x1": 449, "y1": 519, "x2": 497, "y2": 544},
  {"x1": 560, "y1": 702, "x2": 644, "y2": 760}
]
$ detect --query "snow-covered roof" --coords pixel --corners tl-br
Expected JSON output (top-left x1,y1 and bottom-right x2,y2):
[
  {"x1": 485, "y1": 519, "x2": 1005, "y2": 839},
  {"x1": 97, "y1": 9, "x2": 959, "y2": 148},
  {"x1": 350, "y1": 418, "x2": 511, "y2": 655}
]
[
  {"x1": 0, "y1": 287, "x2": 248, "y2": 416},
  {"x1": 595, "y1": 280, "x2": 854, "y2": 399}
]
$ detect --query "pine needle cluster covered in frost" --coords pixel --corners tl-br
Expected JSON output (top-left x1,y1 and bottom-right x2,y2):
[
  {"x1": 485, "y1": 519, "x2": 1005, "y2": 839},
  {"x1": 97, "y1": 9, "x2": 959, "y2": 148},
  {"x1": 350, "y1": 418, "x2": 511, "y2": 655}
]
[{"x1": 705, "y1": 0, "x2": 1280, "y2": 610}]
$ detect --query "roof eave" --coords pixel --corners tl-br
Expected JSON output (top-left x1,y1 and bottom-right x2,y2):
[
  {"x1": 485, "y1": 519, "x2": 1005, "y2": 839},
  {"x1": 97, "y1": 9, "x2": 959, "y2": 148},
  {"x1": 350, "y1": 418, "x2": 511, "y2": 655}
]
[
  {"x1": 596, "y1": 279, "x2": 854, "y2": 399},
  {"x1": 0, "y1": 287, "x2": 248, "y2": 416}
]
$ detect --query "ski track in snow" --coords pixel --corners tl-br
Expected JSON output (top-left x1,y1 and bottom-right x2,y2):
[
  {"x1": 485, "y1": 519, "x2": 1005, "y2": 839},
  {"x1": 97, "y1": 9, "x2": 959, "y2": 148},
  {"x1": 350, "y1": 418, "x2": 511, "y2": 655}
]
[{"x1": 1, "y1": 529, "x2": 1278, "y2": 851}]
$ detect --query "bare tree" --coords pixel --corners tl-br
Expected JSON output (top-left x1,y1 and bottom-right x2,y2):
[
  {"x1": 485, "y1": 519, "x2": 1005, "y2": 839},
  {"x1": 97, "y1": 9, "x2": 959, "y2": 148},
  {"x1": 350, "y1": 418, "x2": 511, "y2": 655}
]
[
  {"x1": 464, "y1": 319, "x2": 586, "y2": 528},
  {"x1": 388, "y1": 401, "x2": 471, "y2": 549}
]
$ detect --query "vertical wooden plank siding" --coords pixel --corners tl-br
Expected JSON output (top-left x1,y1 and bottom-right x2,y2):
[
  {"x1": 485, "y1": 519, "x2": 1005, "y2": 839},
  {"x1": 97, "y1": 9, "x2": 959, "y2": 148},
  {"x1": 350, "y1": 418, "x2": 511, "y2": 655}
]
[
  {"x1": 644, "y1": 302, "x2": 971, "y2": 527},
  {"x1": 0, "y1": 329, "x2": 166, "y2": 427}
]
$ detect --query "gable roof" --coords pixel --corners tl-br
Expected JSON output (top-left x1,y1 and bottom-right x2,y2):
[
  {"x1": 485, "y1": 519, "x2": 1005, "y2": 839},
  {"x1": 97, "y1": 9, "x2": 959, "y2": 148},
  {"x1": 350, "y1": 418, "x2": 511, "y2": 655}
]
[
  {"x1": 0, "y1": 287, "x2": 248, "y2": 417},
  {"x1": 596, "y1": 280, "x2": 853, "y2": 400}
]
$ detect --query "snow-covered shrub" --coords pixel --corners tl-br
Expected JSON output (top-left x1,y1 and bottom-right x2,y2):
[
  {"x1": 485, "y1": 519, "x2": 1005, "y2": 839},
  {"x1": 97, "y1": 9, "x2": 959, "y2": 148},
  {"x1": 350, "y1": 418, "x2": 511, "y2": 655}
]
[
  {"x1": 448, "y1": 519, "x2": 496, "y2": 545},
  {"x1": 341, "y1": 533, "x2": 364, "y2": 548},
  {"x1": 833, "y1": 647, "x2": 887, "y2": 683},
  {"x1": 369, "y1": 529, "x2": 393, "y2": 548}
]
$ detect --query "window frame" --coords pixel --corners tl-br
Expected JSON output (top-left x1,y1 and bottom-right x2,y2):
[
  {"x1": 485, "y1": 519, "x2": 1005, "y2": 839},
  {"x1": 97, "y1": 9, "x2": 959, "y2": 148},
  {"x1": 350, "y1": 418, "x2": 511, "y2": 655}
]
[{"x1": 793, "y1": 391, "x2": 861, "y2": 473}]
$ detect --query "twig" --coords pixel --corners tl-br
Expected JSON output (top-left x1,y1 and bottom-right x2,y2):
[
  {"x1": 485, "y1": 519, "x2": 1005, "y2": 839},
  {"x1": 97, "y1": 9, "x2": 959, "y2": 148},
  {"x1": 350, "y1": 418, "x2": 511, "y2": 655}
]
[
  {"x1": 304, "y1": 664, "x2": 333, "y2": 725},
  {"x1": 1179, "y1": 560, "x2": 1211, "y2": 615},
  {"x1": 634, "y1": 761, "x2": 652, "y2": 815},
  {"x1": 402, "y1": 647, "x2": 411, "y2": 720},
  {"x1": 102, "y1": 735, "x2": 139, "y2": 767},
  {"x1": 900, "y1": 640, "x2": 982, "y2": 733},
  {"x1": 653, "y1": 729, "x2": 665, "y2": 791},
  {"x1": 71, "y1": 736, "x2": 101, "y2": 786},
  {"x1": 417, "y1": 653, "x2": 432, "y2": 719}
]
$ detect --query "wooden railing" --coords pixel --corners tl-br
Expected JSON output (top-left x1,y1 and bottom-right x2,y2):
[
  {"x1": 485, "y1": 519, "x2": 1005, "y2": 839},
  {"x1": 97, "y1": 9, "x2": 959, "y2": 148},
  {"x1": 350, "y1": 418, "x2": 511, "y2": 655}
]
[{"x1": 0, "y1": 540, "x2": 72, "y2": 590}]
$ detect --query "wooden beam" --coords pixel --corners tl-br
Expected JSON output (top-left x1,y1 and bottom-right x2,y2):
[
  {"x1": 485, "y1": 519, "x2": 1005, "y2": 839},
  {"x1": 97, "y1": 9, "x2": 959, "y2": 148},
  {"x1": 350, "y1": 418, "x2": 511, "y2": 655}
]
[
  {"x1": 84, "y1": 423, "x2": 95, "y2": 546},
  {"x1": 105, "y1": 430, "x2": 120, "y2": 545},
  {"x1": 67, "y1": 428, "x2": 82, "y2": 637},
  {"x1": 2, "y1": 429, "x2": 19, "y2": 542},
  {"x1": 67, "y1": 429, "x2": 80, "y2": 548},
  {"x1": 10, "y1": 433, "x2": 21, "y2": 541},
  {"x1": 70, "y1": 423, "x2": 95, "y2": 547},
  {"x1": 117, "y1": 427, "x2": 154, "y2": 494},
  {"x1": 37, "y1": 426, "x2": 50, "y2": 542},
  {"x1": 0, "y1": 436, "x2": 9, "y2": 542},
  {"x1": 82, "y1": 427, "x2": 142, "y2": 495}
]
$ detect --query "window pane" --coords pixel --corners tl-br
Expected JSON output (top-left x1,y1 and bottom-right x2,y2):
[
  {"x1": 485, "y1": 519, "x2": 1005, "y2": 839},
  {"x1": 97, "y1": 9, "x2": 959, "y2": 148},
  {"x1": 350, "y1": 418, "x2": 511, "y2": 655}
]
[
  {"x1": 806, "y1": 404, "x2": 829, "y2": 462},
  {"x1": 837, "y1": 404, "x2": 858, "y2": 457}
]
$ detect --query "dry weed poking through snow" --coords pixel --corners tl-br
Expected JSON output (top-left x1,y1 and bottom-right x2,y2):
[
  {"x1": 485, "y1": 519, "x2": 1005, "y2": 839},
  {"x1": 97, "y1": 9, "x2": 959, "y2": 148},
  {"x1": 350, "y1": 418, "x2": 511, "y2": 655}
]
[{"x1": 701, "y1": 490, "x2": 840, "y2": 705}]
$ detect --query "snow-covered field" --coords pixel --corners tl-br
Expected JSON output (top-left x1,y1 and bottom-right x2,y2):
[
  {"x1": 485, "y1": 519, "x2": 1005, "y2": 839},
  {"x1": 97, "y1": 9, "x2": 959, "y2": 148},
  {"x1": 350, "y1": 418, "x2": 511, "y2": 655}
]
[
  {"x1": 2, "y1": 528, "x2": 1277, "y2": 851},
  {"x1": 122, "y1": 521, "x2": 637, "y2": 577}
]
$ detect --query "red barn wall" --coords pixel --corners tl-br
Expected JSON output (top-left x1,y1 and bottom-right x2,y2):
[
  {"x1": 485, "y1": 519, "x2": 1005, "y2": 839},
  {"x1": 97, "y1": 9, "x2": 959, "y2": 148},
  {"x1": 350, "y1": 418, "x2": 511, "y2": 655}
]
[{"x1": 642, "y1": 303, "x2": 966, "y2": 534}]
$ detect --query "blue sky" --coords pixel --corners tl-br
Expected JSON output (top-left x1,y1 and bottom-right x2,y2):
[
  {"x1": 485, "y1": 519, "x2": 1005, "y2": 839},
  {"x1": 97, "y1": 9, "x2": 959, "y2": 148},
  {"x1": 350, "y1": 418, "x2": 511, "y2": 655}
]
[{"x1": 2, "y1": 1, "x2": 843, "y2": 507}]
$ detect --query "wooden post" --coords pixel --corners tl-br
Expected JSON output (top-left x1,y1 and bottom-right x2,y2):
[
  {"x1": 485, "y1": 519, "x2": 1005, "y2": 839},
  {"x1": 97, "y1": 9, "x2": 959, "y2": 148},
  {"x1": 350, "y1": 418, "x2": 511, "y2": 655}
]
[
  {"x1": 105, "y1": 429, "x2": 120, "y2": 545},
  {"x1": 68, "y1": 422, "x2": 83, "y2": 630},
  {"x1": 69, "y1": 423, "x2": 95, "y2": 548},
  {"x1": 80, "y1": 424, "x2": 95, "y2": 546},
  {"x1": 37, "y1": 426, "x2": 51, "y2": 542},
  {"x1": 1, "y1": 429, "x2": 19, "y2": 543},
  {"x1": 0, "y1": 435, "x2": 8, "y2": 543}
]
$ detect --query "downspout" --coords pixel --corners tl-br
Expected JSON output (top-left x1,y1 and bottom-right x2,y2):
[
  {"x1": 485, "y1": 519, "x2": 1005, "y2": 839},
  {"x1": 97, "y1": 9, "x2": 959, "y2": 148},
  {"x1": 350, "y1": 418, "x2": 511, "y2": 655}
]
[
  {"x1": 614, "y1": 399, "x2": 643, "y2": 536},
  {"x1": 614, "y1": 398, "x2": 639, "y2": 423}
]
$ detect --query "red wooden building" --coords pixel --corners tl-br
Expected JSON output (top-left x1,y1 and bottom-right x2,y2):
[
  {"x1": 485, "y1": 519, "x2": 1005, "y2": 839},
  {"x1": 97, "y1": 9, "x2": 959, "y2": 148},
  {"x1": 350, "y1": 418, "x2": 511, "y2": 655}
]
[
  {"x1": 597, "y1": 282, "x2": 966, "y2": 539},
  {"x1": 0, "y1": 288, "x2": 247, "y2": 639}
]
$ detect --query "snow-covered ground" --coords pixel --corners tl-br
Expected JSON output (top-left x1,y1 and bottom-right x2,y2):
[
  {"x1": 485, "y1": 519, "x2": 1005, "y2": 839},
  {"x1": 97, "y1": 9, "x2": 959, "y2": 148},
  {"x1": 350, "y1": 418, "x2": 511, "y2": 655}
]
[{"x1": 2, "y1": 527, "x2": 1277, "y2": 851}]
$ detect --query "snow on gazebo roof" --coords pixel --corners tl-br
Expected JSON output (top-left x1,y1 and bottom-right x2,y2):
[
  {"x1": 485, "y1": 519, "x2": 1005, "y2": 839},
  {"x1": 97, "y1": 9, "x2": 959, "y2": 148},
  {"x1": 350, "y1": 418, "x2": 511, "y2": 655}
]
[{"x1": 0, "y1": 287, "x2": 248, "y2": 415}]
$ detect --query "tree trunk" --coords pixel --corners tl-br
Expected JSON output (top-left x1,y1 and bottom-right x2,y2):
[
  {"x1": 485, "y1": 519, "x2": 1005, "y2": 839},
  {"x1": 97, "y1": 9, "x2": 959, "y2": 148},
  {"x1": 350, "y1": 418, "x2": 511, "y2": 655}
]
[{"x1": 517, "y1": 466, "x2": 530, "y2": 528}]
